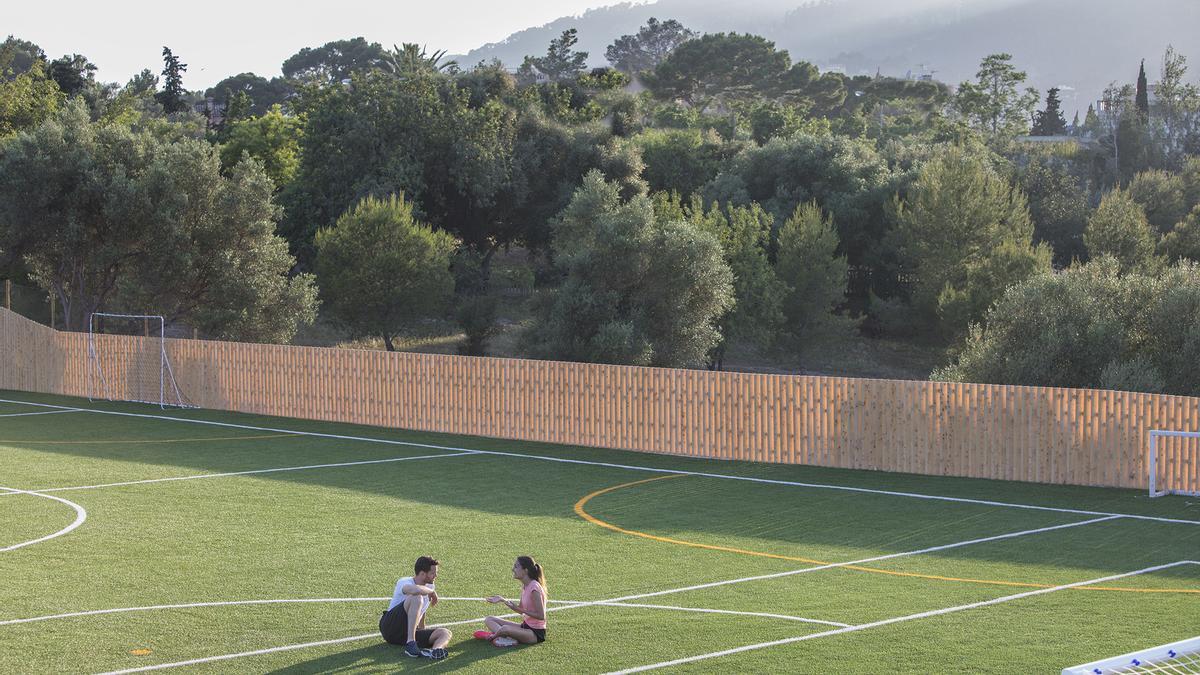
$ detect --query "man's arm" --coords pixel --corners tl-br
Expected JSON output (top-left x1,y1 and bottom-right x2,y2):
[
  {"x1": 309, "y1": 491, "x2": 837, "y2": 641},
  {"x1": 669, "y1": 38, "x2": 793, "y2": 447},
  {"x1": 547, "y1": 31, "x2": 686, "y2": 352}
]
[{"x1": 401, "y1": 583, "x2": 436, "y2": 596}]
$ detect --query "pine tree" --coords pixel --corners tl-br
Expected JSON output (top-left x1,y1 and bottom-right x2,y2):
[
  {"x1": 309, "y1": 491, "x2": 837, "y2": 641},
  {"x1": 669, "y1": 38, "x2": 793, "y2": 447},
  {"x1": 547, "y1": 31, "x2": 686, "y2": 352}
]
[
  {"x1": 1071, "y1": 110, "x2": 1080, "y2": 134},
  {"x1": 155, "y1": 46, "x2": 188, "y2": 114},
  {"x1": 1083, "y1": 103, "x2": 1100, "y2": 137},
  {"x1": 1135, "y1": 59, "x2": 1150, "y2": 123},
  {"x1": 1031, "y1": 87, "x2": 1068, "y2": 135}
]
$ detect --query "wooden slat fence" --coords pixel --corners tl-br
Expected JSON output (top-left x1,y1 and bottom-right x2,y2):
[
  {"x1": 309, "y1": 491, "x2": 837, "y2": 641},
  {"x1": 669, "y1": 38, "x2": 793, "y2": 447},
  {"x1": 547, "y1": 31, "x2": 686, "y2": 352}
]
[{"x1": 2, "y1": 307, "x2": 1197, "y2": 492}]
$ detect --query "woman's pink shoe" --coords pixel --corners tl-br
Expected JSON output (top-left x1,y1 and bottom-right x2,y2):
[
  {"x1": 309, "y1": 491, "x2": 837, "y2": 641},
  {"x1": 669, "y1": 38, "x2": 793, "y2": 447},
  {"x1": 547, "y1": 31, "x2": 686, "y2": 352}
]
[{"x1": 473, "y1": 630, "x2": 494, "y2": 640}]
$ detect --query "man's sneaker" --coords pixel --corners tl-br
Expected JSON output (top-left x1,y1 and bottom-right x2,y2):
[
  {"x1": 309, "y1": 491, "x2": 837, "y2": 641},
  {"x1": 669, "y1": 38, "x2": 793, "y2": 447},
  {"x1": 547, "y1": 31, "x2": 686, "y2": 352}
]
[
  {"x1": 473, "y1": 630, "x2": 494, "y2": 640},
  {"x1": 428, "y1": 647, "x2": 448, "y2": 660},
  {"x1": 492, "y1": 636, "x2": 519, "y2": 647},
  {"x1": 404, "y1": 641, "x2": 422, "y2": 657}
]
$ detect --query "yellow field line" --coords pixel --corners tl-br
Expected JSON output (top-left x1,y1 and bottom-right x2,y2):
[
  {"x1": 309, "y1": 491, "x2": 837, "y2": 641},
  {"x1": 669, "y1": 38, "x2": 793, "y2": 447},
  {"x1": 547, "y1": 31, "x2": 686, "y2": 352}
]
[
  {"x1": 0, "y1": 433, "x2": 294, "y2": 445},
  {"x1": 574, "y1": 475, "x2": 1199, "y2": 595}
]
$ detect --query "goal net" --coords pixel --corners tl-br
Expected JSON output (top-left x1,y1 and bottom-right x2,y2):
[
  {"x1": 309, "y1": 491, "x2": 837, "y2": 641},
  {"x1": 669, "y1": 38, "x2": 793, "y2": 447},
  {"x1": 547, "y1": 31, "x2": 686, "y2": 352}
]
[
  {"x1": 87, "y1": 313, "x2": 193, "y2": 408},
  {"x1": 1149, "y1": 430, "x2": 1200, "y2": 498},
  {"x1": 1063, "y1": 636, "x2": 1200, "y2": 674}
]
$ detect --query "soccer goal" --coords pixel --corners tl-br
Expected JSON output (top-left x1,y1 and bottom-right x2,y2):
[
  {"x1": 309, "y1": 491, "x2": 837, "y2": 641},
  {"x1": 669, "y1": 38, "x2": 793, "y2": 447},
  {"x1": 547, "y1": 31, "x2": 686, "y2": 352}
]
[
  {"x1": 87, "y1": 313, "x2": 193, "y2": 409},
  {"x1": 1063, "y1": 636, "x2": 1200, "y2": 674},
  {"x1": 1148, "y1": 430, "x2": 1200, "y2": 498}
]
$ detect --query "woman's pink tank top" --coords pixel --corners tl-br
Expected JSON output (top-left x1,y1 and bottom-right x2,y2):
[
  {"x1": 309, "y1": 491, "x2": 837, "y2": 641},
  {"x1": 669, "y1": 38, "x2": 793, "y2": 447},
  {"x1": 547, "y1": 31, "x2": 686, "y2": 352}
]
[{"x1": 521, "y1": 580, "x2": 547, "y2": 629}]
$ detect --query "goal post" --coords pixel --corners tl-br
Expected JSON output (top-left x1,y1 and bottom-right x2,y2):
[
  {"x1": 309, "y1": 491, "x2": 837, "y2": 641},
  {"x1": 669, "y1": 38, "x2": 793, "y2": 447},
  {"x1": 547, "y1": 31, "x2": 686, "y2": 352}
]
[
  {"x1": 1149, "y1": 430, "x2": 1200, "y2": 498},
  {"x1": 1062, "y1": 635, "x2": 1200, "y2": 674},
  {"x1": 87, "y1": 313, "x2": 193, "y2": 409}
]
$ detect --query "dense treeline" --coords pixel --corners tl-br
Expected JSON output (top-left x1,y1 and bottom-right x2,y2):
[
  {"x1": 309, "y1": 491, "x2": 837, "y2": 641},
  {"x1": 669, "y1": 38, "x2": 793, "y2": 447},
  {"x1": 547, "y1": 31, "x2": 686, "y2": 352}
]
[{"x1": 1, "y1": 25, "x2": 1198, "y2": 394}]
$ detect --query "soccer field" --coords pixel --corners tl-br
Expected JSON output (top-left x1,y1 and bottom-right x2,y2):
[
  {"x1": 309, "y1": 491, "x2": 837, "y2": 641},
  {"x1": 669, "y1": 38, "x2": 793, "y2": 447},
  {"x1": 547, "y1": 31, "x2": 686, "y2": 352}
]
[{"x1": 1, "y1": 391, "x2": 1198, "y2": 674}]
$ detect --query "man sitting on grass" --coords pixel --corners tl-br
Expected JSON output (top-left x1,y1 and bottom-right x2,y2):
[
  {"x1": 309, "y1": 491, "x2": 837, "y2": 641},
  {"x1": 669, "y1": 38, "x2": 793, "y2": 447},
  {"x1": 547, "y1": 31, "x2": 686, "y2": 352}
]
[{"x1": 380, "y1": 555, "x2": 451, "y2": 659}]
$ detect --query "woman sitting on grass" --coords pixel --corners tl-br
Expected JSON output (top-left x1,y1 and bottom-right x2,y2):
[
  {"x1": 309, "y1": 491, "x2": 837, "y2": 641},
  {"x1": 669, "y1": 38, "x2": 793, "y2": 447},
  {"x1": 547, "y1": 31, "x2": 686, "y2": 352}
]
[{"x1": 477, "y1": 556, "x2": 548, "y2": 646}]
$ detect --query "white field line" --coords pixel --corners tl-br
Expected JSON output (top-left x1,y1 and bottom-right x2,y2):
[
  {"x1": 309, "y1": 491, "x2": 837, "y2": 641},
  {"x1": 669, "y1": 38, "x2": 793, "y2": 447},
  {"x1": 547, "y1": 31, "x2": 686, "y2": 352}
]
[
  {"x1": 2, "y1": 397, "x2": 1196, "y2": 526},
  {"x1": 607, "y1": 560, "x2": 1200, "y2": 674},
  {"x1": 588, "y1": 602, "x2": 850, "y2": 627},
  {"x1": 0, "y1": 451, "x2": 478, "y2": 495},
  {"x1": 0, "y1": 486, "x2": 87, "y2": 552},
  {"x1": 0, "y1": 409, "x2": 78, "y2": 417},
  {"x1": 84, "y1": 517, "x2": 1120, "y2": 674},
  {"x1": 2, "y1": 597, "x2": 838, "y2": 629}
]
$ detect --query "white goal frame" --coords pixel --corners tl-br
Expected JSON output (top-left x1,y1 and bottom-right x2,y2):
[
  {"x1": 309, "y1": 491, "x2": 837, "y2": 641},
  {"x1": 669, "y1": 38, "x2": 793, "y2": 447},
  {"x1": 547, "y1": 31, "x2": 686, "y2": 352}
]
[
  {"x1": 87, "y1": 313, "x2": 192, "y2": 409},
  {"x1": 1063, "y1": 636, "x2": 1200, "y2": 674},
  {"x1": 1149, "y1": 430, "x2": 1200, "y2": 498}
]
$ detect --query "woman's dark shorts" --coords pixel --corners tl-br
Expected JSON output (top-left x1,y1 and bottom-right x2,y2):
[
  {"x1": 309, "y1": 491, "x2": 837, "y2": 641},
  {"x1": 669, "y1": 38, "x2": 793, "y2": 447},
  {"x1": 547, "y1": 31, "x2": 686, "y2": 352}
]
[{"x1": 521, "y1": 621, "x2": 547, "y2": 643}]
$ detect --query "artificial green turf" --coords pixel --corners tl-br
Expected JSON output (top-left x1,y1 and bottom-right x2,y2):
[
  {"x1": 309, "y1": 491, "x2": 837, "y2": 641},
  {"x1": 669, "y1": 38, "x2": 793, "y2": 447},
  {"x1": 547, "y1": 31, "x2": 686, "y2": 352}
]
[{"x1": 1, "y1": 390, "x2": 1197, "y2": 673}]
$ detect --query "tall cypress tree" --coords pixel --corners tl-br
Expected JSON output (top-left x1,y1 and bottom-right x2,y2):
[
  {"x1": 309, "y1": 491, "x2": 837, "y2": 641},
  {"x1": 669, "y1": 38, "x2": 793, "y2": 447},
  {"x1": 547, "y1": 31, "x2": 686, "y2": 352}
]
[
  {"x1": 155, "y1": 46, "x2": 188, "y2": 114},
  {"x1": 1136, "y1": 59, "x2": 1150, "y2": 123},
  {"x1": 1031, "y1": 87, "x2": 1067, "y2": 135}
]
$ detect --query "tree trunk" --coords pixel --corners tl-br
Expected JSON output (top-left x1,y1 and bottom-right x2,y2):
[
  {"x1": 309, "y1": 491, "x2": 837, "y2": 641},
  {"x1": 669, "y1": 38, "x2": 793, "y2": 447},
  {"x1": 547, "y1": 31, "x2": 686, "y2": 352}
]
[{"x1": 382, "y1": 334, "x2": 396, "y2": 352}]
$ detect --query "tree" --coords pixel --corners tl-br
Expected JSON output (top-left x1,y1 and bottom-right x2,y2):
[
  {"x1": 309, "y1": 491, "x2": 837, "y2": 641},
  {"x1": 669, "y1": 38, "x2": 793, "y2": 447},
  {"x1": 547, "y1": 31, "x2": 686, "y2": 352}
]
[
  {"x1": 775, "y1": 202, "x2": 851, "y2": 347},
  {"x1": 1183, "y1": 156, "x2": 1200, "y2": 212},
  {"x1": 1083, "y1": 103, "x2": 1100, "y2": 136},
  {"x1": 0, "y1": 103, "x2": 317, "y2": 341},
  {"x1": 523, "y1": 171, "x2": 733, "y2": 367},
  {"x1": 633, "y1": 128, "x2": 745, "y2": 196},
  {"x1": 701, "y1": 132, "x2": 893, "y2": 306},
  {"x1": 605, "y1": 18, "x2": 696, "y2": 74},
  {"x1": 0, "y1": 36, "x2": 46, "y2": 76},
  {"x1": 653, "y1": 194, "x2": 784, "y2": 368},
  {"x1": 531, "y1": 29, "x2": 589, "y2": 82},
  {"x1": 1136, "y1": 60, "x2": 1150, "y2": 124},
  {"x1": 1127, "y1": 169, "x2": 1187, "y2": 234},
  {"x1": 281, "y1": 37, "x2": 386, "y2": 83},
  {"x1": 0, "y1": 62, "x2": 62, "y2": 137},
  {"x1": 1160, "y1": 205, "x2": 1200, "y2": 262},
  {"x1": 47, "y1": 54, "x2": 96, "y2": 97},
  {"x1": 893, "y1": 144, "x2": 1050, "y2": 335},
  {"x1": 1031, "y1": 87, "x2": 1067, "y2": 136},
  {"x1": 953, "y1": 53, "x2": 1039, "y2": 139},
  {"x1": 219, "y1": 105, "x2": 304, "y2": 189},
  {"x1": 1020, "y1": 158, "x2": 1090, "y2": 265},
  {"x1": 205, "y1": 73, "x2": 292, "y2": 116},
  {"x1": 315, "y1": 194, "x2": 457, "y2": 351},
  {"x1": 1084, "y1": 188, "x2": 1160, "y2": 273},
  {"x1": 936, "y1": 258, "x2": 1200, "y2": 396},
  {"x1": 155, "y1": 47, "x2": 188, "y2": 114},
  {"x1": 382, "y1": 43, "x2": 458, "y2": 77},
  {"x1": 643, "y1": 33, "x2": 791, "y2": 111},
  {"x1": 282, "y1": 70, "x2": 517, "y2": 263},
  {"x1": 1150, "y1": 45, "x2": 1200, "y2": 166},
  {"x1": 1099, "y1": 82, "x2": 1137, "y2": 181}
]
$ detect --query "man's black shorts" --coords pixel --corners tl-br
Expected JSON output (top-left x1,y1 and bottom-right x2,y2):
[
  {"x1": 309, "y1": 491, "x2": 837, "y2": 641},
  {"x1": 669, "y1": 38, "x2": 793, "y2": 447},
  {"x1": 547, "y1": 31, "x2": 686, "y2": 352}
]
[{"x1": 379, "y1": 605, "x2": 436, "y2": 646}]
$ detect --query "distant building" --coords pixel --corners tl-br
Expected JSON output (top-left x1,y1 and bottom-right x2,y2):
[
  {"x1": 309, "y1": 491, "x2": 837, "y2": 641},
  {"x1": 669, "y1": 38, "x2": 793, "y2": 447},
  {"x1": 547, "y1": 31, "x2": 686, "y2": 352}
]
[{"x1": 195, "y1": 98, "x2": 226, "y2": 127}]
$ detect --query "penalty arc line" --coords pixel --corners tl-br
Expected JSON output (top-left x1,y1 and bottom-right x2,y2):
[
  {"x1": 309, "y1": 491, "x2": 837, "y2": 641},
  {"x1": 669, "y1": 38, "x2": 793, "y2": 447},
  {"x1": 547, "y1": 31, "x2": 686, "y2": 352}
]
[
  {"x1": 607, "y1": 561, "x2": 1200, "y2": 674},
  {"x1": 0, "y1": 486, "x2": 88, "y2": 552},
  {"x1": 1, "y1": 397, "x2": 1197, "y2": 526}
]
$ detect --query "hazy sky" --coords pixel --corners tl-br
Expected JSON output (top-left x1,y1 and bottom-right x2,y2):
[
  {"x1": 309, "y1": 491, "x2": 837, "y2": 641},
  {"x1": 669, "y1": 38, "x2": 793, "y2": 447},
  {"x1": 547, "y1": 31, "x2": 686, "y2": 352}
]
[{"x1": 6, "y1": 0, "x2": 634, "y2": 90}]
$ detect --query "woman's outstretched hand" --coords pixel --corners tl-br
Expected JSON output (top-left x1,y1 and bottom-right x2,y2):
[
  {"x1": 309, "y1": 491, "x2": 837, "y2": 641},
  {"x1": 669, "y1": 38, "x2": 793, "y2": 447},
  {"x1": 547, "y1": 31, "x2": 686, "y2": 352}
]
[{"x1": 486, "y1": 595, "x2": 504, "y2": 604}]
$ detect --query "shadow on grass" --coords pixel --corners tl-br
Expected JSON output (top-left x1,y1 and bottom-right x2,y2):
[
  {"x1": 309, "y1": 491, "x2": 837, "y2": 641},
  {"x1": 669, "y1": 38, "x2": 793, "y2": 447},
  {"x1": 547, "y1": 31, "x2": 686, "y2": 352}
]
[{"x1": 270, "y1": 639, "x2": 528, "y2": 674}]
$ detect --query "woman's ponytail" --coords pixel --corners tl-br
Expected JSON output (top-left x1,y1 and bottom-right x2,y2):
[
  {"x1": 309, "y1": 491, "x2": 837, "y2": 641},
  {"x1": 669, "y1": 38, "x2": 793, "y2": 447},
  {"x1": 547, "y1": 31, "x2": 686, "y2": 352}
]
[{"x1": 517, "y1": 556, "x2": 547, "y2": 592}]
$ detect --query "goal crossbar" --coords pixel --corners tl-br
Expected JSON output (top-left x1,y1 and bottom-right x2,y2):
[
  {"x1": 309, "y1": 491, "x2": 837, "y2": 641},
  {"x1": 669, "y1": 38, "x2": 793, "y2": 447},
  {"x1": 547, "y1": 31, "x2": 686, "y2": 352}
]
[
  {"x1": 1149, "y1": 430, "x2": 1200, "y2": 498},
  {"x1": 1063, "y1": 636, "x2": 1200, "y2": 674}
]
